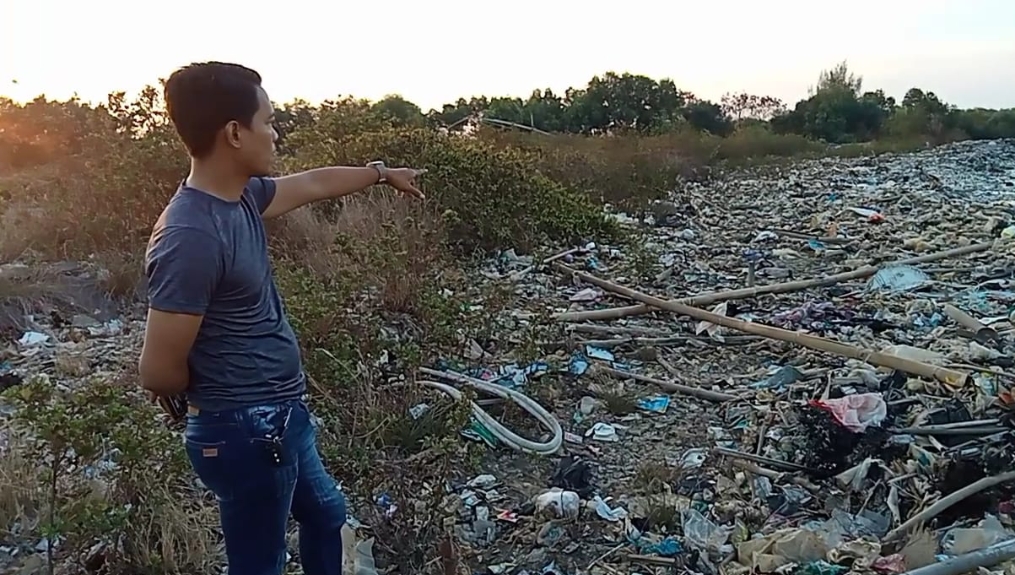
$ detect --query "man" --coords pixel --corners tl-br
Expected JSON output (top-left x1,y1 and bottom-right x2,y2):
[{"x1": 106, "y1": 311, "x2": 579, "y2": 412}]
[{"x1": 138, "y1": 62, "x2": 425, "y2": 575}]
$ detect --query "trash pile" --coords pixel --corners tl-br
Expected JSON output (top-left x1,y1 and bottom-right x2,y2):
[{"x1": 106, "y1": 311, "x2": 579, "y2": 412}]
[
  {"x1": 425, "y1": 139, "x2": 1015, "y2": 574},
  {"x1": 4, "y1": 139, "x2": 1015, "y2": 575}
]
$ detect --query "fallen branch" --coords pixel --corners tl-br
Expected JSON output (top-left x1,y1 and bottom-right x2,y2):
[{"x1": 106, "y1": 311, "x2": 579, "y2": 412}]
[
  {"x1": 771, "y1": 229, "x2": 855, "y2": 245},
  {"x1": 508, "y1": 247, "x2": 582, "y2": 281},
  {"x1": 730, "y1": 459, "x2": 821, "y2": 493},
  {"x1": 554, "y1": 241, "x2": 996, "y2": 323},
  {"x1": 885, "y1": 470, "x2": 1015, "y2": 542},
  {"x1": 899, "y1": 539, "x2": 1015, "y2": 575},
  {"x1": 714, "y1": 446, "x2": 811, "y2": 472},
  {"x1": 943, "y1": 303, "x2": 999, "y2": 343},
  {"x1": 595, "y1": 365, "x2": 738, "y2": 402},
  {"x1": 556, "y1": 265, "x2": 970, "y2": 387},
  {"x1": 576, "y1": 335, "x2": 761, "y2": 349}
]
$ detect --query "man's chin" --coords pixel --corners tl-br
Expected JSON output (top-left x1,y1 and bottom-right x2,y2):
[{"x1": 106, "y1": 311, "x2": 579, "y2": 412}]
[
  {"x1": 252, "y1": 159, "x2": 277, "y2": 178},
  {"x1": 249, "y1": 166, "x2": 273, "y2": 178}
]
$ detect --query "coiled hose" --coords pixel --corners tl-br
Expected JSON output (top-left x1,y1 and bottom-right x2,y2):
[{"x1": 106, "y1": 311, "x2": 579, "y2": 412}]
[{"x1": 418, "y1": 366, "x2": 563, "y2": 456}]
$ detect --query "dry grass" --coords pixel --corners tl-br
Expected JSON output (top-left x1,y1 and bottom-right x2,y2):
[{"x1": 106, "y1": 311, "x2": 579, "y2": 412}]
[
  {"x1": 120, "y1": 490, "x2": 221, "y2": 574},
  {"x1": 0, "y1": 420, "x2": 220, "y2": 573},
  {"x1": 271, "y1": 189, "x2": 448, "y2": 313},
  {"x1": 0, "y1": 424, "x2": 44, "y2": 537},
  {"x1": 634, "y1": 461, "x2": 684, "y2": 493}
]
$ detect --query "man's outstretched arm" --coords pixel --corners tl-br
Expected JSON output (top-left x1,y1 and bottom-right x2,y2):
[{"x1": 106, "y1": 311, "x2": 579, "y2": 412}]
[{"x1": 260, "y1": 164, "x2": 426, "y2": 219}]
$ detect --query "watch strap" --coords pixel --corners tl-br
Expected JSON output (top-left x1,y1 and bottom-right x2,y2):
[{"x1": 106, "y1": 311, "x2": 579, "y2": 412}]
[{"x1": 367, "y1": 161, "x2": 387, "y2": 184}]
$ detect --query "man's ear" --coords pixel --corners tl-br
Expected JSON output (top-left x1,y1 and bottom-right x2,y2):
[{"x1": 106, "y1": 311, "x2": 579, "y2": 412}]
[{"x1": 224, "y1": 120, "x2": 241, "y2": 149}]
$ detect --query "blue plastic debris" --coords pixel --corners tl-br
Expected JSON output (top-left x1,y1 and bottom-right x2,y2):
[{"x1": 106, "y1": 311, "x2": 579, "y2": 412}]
[
  {"x1": 584, "y1": 345, "x2": 614, "y2": 362},
  {"x1": 569, "y1": 353, "x2": 590, "y2": 376},
  {"x1": 375, "y1": 493, "x2": 397, "y2": 517},
  {"x1": 750, "y1": 365, "x2": 805, "y2": 390},
  {"x1": 637, "y1": 395, "x2": 670, "y2": 413},
  {"x1": 639, "y1": 536, "x2": 682, "y2": 557}
]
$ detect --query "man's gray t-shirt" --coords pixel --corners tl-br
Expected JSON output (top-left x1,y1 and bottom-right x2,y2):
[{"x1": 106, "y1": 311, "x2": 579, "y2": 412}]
[{"x1": 144, "y1": 177, "x2": 305, "y2": 411}]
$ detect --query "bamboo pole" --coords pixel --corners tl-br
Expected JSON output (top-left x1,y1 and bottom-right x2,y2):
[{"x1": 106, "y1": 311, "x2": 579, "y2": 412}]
[
  {"x1": 943, "y1": 303, "x2": 999, "y2": 342},
  {"x1": 943, "y1": 304, "x2": 987, "y2": 332},
  {"x1": 554, "y1": 241, "x2": 996, "y2": 323},
  {"x1": 555, "y1": 264, "x2": 970, "y2": 388},
  {"x1": 771, "y1": 229, "x2": 854, "y2": 245},
  {"x1": 596, "y1": 365, "x2": 738, "y2": 402},
  {"x1": 885, "y1": 470, "x2": 1015, "y2": 542},
  {"x1": 897, "y1": 539, "x2": 1015, "y2": 575}
]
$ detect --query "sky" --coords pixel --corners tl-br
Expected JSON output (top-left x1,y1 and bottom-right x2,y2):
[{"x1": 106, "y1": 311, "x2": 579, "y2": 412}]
[{"x1": 2, "y1": 0, "x2": 1014, "y2": 111}]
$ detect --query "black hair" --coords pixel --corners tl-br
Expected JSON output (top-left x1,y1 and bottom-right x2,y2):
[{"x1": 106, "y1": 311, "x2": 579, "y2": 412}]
[{"x1": 163, "y1": 62, "x2": 263, "y2": 158}]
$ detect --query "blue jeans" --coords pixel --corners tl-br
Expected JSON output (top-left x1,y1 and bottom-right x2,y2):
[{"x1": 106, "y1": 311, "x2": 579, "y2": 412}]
[{"x1": 183, "y1": 399, "x2": 346, "y2": 575}]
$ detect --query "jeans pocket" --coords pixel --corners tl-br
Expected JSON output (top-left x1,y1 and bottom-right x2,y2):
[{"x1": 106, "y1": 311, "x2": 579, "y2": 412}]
[
  {"x1": 246, "y1": 404, "x2": 293, "y2": 439},
  {"x1": 185, "y1": 417, "x2": 297, "y2": 504},
  {"x1": 184, "y1": 420, "x2": 237, "y2": 445},
  {"x1": 184, "y1": 423, "x2": 239, "y2": 499}
]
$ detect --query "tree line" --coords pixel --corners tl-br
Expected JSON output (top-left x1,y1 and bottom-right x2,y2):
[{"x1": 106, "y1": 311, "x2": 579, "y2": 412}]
[
  {"x1": 271, "y1": 62, "x2": 1014, "y2": 145},
  {"x1": 3, "y1": 61, "x2": 1014, "y2": 173}
]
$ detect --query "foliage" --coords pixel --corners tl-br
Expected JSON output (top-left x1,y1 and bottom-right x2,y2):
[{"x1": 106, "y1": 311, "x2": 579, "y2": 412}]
[
  {"x1": 416, "y1": 63, "x2": 1015, "y2": 146},
  {"x1": 281, "y1": 125, "x2": 619, "y2": 252},
  {"x1": 720, "y1": 92, "x2": 787, "y2": 121},
  {"x1": 1, "y1": 375, "x2": 215, "y2": 574}
]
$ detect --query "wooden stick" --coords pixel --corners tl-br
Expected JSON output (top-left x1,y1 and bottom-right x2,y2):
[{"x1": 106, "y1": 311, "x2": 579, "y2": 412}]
[
  {"x1": 898, "y1": 540, "x2": 1015, "y2": 575},
  {"x1": 885, "y1": 470, "x2": 1015, "y2": 541},
  {"x1": 569, "y1": 324, "x2": 671, "y2": 337},
  {"x1": 555, "y1": 303, "x2": 652, "y2": 322},
  {"x1": 508, "y1": 247, "x2": 582, "y2": 281},
  {"x1": 556, "y1": 265, "x2": 970, "y2": 388},
  {"x1": 730, "y1": 460, "x2": 821, "y2": 493},
  {"x1": 596, "y1": 365, "x2": 738, "y2": 402},
  {"x1": 772, "y1": 229, "x2": 854, "y2": 245},
  {"x1": 576, "y1": 335, "x2": 758, "y2": 348},
  {"x1": 554, "y1": 241, "x2": 996, "y2": 323},
  {"x1": 626, "y1": 554, "x2": 677, "y2": 566},
  {"x1": 943, "y1": 303, "x2": 998, "y2": 342},
  {"x1": 714, "y1": 446, "x2": 811, "y2": 472}
]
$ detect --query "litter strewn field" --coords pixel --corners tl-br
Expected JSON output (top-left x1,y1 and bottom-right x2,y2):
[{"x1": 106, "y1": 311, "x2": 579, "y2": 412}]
[{"x1": 4, "y1": 139, "x2": 1015, "y2": 575}]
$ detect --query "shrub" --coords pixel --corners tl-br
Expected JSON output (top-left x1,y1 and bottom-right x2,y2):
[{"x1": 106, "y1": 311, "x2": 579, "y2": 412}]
[
  {"x1": 282, "y1": 123, "x2": 619, "y2": 253},
  {"x1": 1, "y1": 374, "x2": 218, "y2": 574}
]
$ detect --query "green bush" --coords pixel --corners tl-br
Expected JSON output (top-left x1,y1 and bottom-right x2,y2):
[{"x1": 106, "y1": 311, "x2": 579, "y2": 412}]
[
  {"x1": 282, "y1": 123, "x2": 620, "y2": 253},
  {"x1": 1, "y1": 375, "x2": 217, "y2": 574}
]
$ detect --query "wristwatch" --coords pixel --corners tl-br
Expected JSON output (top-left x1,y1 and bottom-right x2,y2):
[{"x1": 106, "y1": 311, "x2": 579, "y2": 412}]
[{"x1": 367, "y1": 160, "x2": 387, "y2": 184}]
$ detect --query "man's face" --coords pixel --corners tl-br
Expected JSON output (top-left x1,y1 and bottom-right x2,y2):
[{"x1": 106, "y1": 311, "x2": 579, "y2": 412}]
[{"x1": 236, "y1": 87, "x2": 278, "y2": 177}]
